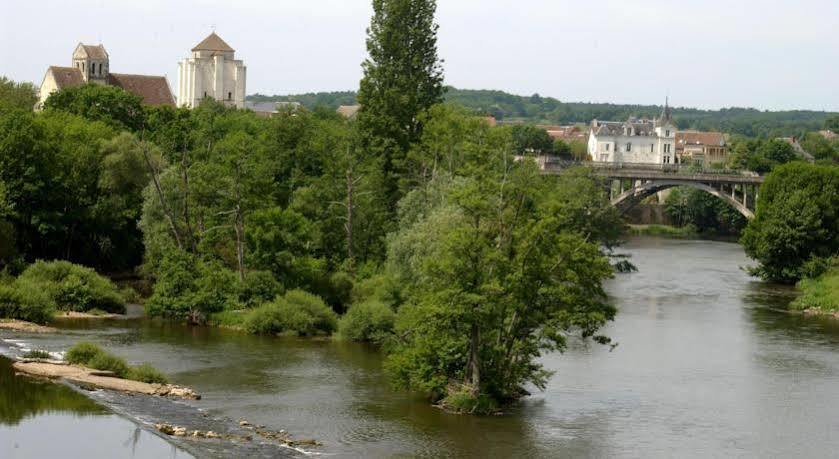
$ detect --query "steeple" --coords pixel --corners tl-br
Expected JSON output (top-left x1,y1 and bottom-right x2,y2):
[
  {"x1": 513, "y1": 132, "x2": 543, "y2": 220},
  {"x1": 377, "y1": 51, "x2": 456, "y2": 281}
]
[{"x1": 657, "y1": 97, "x2": 673, "y2": 126}]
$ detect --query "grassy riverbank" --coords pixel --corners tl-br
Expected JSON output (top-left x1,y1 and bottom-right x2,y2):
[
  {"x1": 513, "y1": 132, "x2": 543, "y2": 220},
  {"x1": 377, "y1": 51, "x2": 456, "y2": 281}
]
[
  {"x1": 627, "y1": 224, "x2": 699, "y2": 239},
  {"x1": 791, "y1": 268, "x2": 839, "y2": 315}
]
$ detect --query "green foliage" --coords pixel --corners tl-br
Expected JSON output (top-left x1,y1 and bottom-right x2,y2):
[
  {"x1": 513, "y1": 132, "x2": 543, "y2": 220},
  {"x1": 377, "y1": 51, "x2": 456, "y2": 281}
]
[
  {"x1": 127, "y1": 363, "x2": 169, "y2": 384},
  {"x1": 799, "y1": 132, "x2": 838, "y2": 161},
  {"x1": 243, "y1": 290, "x2": 337, "y2": 336},
  {"x1": 357, "y1": 0, "x2": 445, "y2": 206},
  {"x1": 791, "y1": 267, "x2": 839, "y2": 313},
  {"x1": 742, "y1": 163, "x2": 839, "y2": 283},
  {"x1": 338, "y1": 299, "x2": 396, "y2": 343},
  {"x1": 238, "y1": 271, "x2": 283, "y2": 308},
  {"x1": 439, "y1": 383, "x2": 500, "y2": 415},
  {"x1": 628, "y1": 224, "x2": 699, "y2": 239},
  {"x1": 146, "y1": 251, "x2": 239, "y2": 323},
  {"x1": 43, "y1": 83, "x2": 145, "y2": 131},
  {"x1": 23, "y1": 350, "x2": 52, "y2": 360},
  {"x1": 65, "y1": 341, "x2": 168, "y2": 383},
  {"x1": 511, "y1": 125, "x2": 554, "y2": 155},
  {"x1": 0, "y1": 280, "x2": 56, "y2": 324},
  {"x1": 0, "y1": 77, "x2": 38, "y2": 113},
  {"x1": 384, "y1": 158, "x2": 617, "y2": 407},
  {"x1": 65, "y1": 342, "x2": 103, "y2": 366},
  {"x1": 727, "y1": 138, "x2": 800, "y2": 173},
  {"x1": 17, "y1": 261, "x2": 125, "y2": 314},
  {"x1": 251, "y1": 87, "x2": 838, "y2": 138},
  {"x1": 664, "y1": 187, "x2": 747, "y2": 235}
]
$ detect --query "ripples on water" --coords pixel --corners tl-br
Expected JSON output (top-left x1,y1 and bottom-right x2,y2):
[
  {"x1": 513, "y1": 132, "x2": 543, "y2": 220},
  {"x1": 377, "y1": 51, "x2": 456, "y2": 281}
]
[{"x1": 2, "y1": 237, "x2": 839, "y2": 458}]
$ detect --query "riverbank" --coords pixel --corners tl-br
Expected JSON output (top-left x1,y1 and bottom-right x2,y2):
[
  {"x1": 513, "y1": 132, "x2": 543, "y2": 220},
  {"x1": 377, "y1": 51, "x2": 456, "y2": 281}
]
[
  {"x1": 626, "y1": 224, "x2": 740, "y2": 242},
  {"x1": 791, "y1": 268, "x2": 839, "y2": 317},
  {"x1": 0, "y1": 319, "x2": 57, "y2": 333}
]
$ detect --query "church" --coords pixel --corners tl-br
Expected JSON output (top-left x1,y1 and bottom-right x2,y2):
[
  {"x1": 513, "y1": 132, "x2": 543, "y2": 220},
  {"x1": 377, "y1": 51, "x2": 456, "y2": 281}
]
[
  {"x1": 37, "y1": 43, "x2": 175, "y2": 109},
  {"x1": 177, "y1": 32, "x2": 247, "y2": 109},
  {"x1": 587, "y1": 102, "x2": 677, "y2": 164}
]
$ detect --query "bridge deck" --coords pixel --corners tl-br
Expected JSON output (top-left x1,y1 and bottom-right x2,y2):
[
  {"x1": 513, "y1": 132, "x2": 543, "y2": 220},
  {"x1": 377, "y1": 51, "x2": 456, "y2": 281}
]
[{"x1": 540, "y1": 160, "x2": 765, "y2": 184}]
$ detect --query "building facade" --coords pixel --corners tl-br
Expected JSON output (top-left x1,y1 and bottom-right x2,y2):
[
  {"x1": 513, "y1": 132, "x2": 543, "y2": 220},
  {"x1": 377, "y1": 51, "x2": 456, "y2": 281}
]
[
  {"x1": 675, "y1": 131, "x2": 728, "y2": 166},
  {"x1": 177, "y1": 33, "x2": 247, "y2": 109},
  {"x1": 587, "y1": 103, "x2": 677, "y2": 164},
  {"x1": 37, "y1": 43, "x2": 175, "y2": 109}
]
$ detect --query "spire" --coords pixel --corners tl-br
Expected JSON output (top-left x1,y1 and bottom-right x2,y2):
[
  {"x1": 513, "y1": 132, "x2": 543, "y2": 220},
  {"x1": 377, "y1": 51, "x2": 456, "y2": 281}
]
[
  {"x1": 658, "y1": 97, "x2": 673, "y2": 126},
  {"x1": 191, "y1": 32, "x2": 235, "y2": 53}
]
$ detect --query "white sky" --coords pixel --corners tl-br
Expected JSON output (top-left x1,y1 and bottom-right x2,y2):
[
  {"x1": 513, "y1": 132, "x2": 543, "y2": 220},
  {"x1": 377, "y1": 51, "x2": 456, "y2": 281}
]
[{"x1": 2, "y1": 0, "x2": 838, "y2": 111}]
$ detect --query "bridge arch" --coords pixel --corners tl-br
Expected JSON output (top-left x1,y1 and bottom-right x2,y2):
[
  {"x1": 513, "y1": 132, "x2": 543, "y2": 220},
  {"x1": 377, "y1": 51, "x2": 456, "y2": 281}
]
[{"x1": 610, "y1": 180, "x2": 755, "y2": 219}]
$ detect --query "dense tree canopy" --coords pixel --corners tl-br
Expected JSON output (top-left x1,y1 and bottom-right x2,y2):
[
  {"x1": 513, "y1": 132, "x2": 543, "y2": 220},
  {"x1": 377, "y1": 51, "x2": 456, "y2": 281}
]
[
  {"x1": 43, "y1": 84, "x2": 145, "y2": 132},
  {"x1": 742, "y1": 163, "x2": 839, "y2": 283}
]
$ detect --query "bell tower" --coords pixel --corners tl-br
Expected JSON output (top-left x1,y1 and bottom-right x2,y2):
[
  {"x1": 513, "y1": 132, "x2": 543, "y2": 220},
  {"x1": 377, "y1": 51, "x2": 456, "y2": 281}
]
[{"x1": 72, "y1": 43, "x2": 109, "y2": 84}]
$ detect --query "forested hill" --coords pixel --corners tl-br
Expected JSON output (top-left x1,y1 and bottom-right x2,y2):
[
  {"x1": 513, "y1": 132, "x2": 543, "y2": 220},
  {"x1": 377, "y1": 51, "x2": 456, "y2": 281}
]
[{"x1": 248, "y1": 88, "x2": 838, "y2": 138}]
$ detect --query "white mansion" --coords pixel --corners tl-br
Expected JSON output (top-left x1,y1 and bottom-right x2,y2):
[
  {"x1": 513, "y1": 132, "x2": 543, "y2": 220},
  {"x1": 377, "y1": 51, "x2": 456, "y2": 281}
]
[
  {"x1": 588, "y1": 102, "x2": 677, "y2": 164},
  {"x1": 177, "y1": 32, "x2": 247, "y2": 109}
]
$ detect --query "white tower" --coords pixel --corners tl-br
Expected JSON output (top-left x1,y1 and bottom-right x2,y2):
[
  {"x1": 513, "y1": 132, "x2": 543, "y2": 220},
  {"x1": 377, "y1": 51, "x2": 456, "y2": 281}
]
[{"x1": 177, "y1": 32, "x2": 247, "y2": 109}]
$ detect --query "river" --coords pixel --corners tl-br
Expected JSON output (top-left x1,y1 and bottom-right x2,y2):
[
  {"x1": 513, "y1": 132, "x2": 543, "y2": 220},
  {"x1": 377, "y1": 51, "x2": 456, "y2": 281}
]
[{"x1": 2, "y1": 237, "x2": 839, "y2": 458}]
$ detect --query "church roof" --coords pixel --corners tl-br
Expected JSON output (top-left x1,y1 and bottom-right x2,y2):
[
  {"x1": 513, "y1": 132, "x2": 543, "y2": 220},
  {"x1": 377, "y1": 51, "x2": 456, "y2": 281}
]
[
  {"x1": 80, "y1": 44, "x2": 108, "y2": 60},
  {"x1": 108, "y1": 74, "x2": 175, "y2": 107},
  {"x1": 191, "y1": 32, "x2": 235, "y2": 53},
  {"x1": 48, "y1": 66, "x2": 85, "y2": 89}
]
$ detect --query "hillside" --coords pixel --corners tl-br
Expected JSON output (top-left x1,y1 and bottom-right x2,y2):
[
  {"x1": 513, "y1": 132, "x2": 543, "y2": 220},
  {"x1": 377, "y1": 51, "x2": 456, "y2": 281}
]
[{"x1": 247, "y1": 87, "x2": 838, "y2": 138}]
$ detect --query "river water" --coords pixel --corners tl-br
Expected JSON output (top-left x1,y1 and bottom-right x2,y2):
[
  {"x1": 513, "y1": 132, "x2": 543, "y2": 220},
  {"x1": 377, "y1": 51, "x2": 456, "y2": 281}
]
[{"x1": 2, "y1": 237, "x2": 839, "y2": 458}]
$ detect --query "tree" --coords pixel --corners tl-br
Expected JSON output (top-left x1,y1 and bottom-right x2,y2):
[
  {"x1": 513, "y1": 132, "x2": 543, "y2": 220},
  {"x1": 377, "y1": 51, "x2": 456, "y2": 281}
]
[
  {"x1": 510, "y1": 125, "x2": 554, "y2": 155},
  {"x1": 43, "y1": 84, "x2": 145, "y2": 131},
  {"x1": 385, "y1": 159, "x2": 618, "y2": 412},
  {"x1": 0, "y1": 77, "x2": 38, "y2": 113},
  {"x1": 741, "y1": 163, "x2": 839, "y2": 283},
  {"x1": 356, "y1": 0, "x2": 445, "y2": 204},
  {"x1": 825, "y1": 116, "x2": 839, "y2": 132},
  {"x1": 799, "y1": 132, "x2": 837, "y2": 161}
]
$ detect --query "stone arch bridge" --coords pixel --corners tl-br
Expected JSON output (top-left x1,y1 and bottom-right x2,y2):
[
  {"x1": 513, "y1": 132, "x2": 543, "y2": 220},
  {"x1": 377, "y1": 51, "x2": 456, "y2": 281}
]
[{"x1": 540, "y1": 160, "x2": 765, "y2": 219}]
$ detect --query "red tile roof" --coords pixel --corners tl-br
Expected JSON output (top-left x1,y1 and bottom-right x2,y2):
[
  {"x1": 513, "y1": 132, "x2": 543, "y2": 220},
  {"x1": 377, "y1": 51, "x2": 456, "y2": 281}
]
[
  {"x1": 108, "y1": 74, "x2": 175, "y2": 107},
  {"x1": 191, "y1": 32, "x2": 235, "y2": 53},
  {"x1": 676, "y1": 131, "x2": 725, "y2": 147},
  {"x1": 48, "y1": 66, "x2": 85, "y2": 89}
]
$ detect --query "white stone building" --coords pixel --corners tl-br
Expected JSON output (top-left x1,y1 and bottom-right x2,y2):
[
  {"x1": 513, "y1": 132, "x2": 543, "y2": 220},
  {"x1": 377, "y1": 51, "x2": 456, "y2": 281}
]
[
  {"x1": 37, "y1": 43, "x2": 175, "y2": 110},
  {"x1": 587, "y1": 102, "x2": 677, "y2": 164},
  {"x1": 177, "y1": 33, "x2": 247, "y2": 109}
]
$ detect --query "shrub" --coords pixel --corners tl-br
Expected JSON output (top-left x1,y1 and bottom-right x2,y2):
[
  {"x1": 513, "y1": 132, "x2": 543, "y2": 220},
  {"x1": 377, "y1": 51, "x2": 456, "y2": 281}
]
[
  {"x1": 17, "y1": 261, "x2": 125, "y2": 314},
  {"x1": 791, "y1": 268, "x2": 839, "y2": 313},
  {"x1": 87, "y1": 352, "x2": 130, "y2": 378},
  {"x1": 238, "y1": 271, "x2": 283, "y2": 308},
  {"x1": 440, "y1": 384, "x2": 500, "y2": 415},
  {"x1": 0, "y1": 280, "x2": 56, "y2": 324},
  {"x1": 243, "y1": 290, "x2": 337, "y2": 336},
  {"x1": 23, "y1": 349, "x2": 52, "y2": 359},
  {"x1": 127, "y1": 363, "x2": 168, "y2": 384},
  {"x1": 338, "y1": 300, "x2": 395, "y2": 344},
  {"x1": 66, "y1": 341, "x2": 104, "y2": 365}
]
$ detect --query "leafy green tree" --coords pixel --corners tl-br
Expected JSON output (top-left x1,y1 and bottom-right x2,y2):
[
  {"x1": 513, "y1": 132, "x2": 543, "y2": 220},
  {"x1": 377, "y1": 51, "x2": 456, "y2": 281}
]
[
  {"x1": 825, "y1": 116, "x2": 839, "y2": 132},
  {"x1": 0, "y1": 77, "x2": 38, "y2": 113},
  {"x1": 510, "y1": 125, "x2": 554, "y2": 155},
  {"x1": 741, "y1": 163, "x2": 839, "y2": 283},
  {"x1": 385, "y1": 160, "x2": 617, "y2": 412},
  {"x1": 357, "y1": 0, "x2": 445, "y2": 203},
  {"x1": 665, "y1": 187, "x2": 747, "y2": 235},
  {"x1": 43, "y1": 84, "x2": 145, "y2": 131},
  {"x1": 799, "y1": 132, "x2": 837, "y2": 161}
]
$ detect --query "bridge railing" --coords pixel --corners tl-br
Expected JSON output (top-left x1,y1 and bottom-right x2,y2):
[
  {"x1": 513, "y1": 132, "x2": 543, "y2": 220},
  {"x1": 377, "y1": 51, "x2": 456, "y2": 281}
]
[{"x1": 539, "y1": 157, "x2": 760, "y2": 177}]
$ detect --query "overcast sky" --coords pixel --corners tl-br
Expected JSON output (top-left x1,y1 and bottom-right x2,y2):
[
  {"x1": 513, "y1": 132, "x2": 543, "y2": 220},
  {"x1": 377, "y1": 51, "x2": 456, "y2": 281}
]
[{"x1": 3, "y1": 0, "x2": 838, "y2": 111}]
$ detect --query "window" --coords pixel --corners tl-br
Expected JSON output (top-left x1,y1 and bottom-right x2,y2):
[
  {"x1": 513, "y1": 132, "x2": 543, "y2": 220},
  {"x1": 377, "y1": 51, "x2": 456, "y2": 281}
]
[
  {"x1": 204, "y1": 91, "x2": 207, "y2": 98},
  {"x1": 228, "y1": 92, "x2": 232, "y2": 100},
  {"x1": 91, "y1": 63, "x2": 96, "y2": 75},
  {"x1": 665, "y1": 130, "x2": 671, "y2": 137},
  {"x1": 605, "y1": 144, "x2": 610, "y2": 152},
  {"x1": 626, "y1": 143, "x2": 632, "y2": 152},
  {"x1": 650, "y1": 144, "x2": 654, "y2": 153},
  {"x1": 82, "y1": 62, "x2": 85, "y2": 72},
  {"x1": 664, "y1": 144, "x2": 672, "y2": 154},
  {"x1": 663, "y1": 156, "x2": 671, "y2": 164}
]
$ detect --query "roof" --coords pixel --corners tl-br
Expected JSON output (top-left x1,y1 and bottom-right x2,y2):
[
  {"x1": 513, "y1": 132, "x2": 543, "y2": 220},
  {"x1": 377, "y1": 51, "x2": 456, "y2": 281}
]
[
  {"x1": 337, "y1": 105, "x2": 361, "y2": 118},
  {"x1": 819, "y1": 130, "x2": 838, "y2": 140},
  {"x1": 538, "y1": 125, "x2": 589, "y2": 142},
  {"x1": 676, "y1": 131, "x2": 726, "y2": 148},
  {"x1": 81, "y1": 44, "x2": 108, "y2": 60},
  {"x1": 192, "y1": 32, "x2": 235, "y2": 53},
  {"x1": 245, "y1": 101, "x2": 279, "y2": 113},
  {"x1": 48, "y1": 66, "x2": 85, "y2": 89},
  {"x1": 108, "y1": 73, "x2": 175, "y2": 106},
  {"x1": 593, "y1": 119, "x2": 656, "y2": 137}
]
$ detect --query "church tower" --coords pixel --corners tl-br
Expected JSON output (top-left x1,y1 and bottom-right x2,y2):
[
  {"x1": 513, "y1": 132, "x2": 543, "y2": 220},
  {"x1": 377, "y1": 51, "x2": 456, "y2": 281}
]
[
  {"x1": 177, "y1": 32, "x2": 247, "y2": 109},
  {"x1": 72, "y1": 43, "x2": 109, "y2": 84},
  {"x1": 655, "y1": 98, "x2": 676, "y2": 164}
]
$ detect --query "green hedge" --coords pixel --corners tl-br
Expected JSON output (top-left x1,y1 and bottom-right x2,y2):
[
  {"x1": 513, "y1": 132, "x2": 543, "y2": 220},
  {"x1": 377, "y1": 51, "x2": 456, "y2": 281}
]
[{"x1": 17, "y1": 261, "x2": 125, "y2": 314}]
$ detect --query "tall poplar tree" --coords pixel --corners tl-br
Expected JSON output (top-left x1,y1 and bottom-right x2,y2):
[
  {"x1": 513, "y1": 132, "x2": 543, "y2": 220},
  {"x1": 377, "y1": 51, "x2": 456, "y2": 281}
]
[{"x1": 357, "y1": 0, "x2": 445, "y2": 204}]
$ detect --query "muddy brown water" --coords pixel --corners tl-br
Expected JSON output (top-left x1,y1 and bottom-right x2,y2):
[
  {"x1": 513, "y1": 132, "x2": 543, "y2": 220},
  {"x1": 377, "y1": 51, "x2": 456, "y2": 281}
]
[{"x1": 2, "y1": 237, "x2": 839, "y2": 458}]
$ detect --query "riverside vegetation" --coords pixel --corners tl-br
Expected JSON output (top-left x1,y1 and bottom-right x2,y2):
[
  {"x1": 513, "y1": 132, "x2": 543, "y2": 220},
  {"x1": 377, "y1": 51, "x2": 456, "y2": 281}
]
[{"x1": 2, "y1": 0, "x2": 837, "y2": 415}]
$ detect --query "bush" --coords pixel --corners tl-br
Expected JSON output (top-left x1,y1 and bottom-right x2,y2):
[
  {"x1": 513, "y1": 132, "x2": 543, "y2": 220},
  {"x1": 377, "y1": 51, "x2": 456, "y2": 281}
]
[
  {"x1": 23, "y1": 350, "x2": 52, "y2": 359},
  {"x1": 127, "y1": 363, "x2": 168, "y2": 384},
  {"x1": 243, "y1": 289, "x2": 337, "y2": 336},
  {"x1": 338, "y1": 300, "x2": 395, "y2": 344},
  {"x1": 0, "y1": 280, "x2": 56, "y2": 324},
  {"x1": 792, "y1": 268, "x2": 839, "y2": 313},
  {"x1": 238, "y1": 271, "x2": 283, "y2": 308},
  {"x1": 87, "y1": 352, "x2": 130, "y2": 378},
  {"x1": 66, "y1": 341, "x2": 104, "y2": 365},
  {"x1": 17, "y1": 261, "x2": 125, "y2": 314},
  {"x1": 65, "y1": 341, "x2": 168, "y2": 383}
]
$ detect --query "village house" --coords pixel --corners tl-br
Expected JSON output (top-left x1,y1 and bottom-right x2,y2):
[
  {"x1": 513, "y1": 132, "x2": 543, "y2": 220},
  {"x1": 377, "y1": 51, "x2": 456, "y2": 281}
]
[
  {"x1": 587, "y1": 102, "x2": 677, "y2": 164},
  {"x1": 675, "y1": 131, "x2": 728, "y2": 166},
  {"x1": 37, "y1": 43, "x2": 175, "y2": 109},
  {"x1": 177, "y1": 32, "x2": 247, "y2": 109}
]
